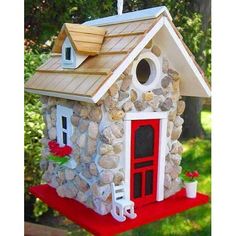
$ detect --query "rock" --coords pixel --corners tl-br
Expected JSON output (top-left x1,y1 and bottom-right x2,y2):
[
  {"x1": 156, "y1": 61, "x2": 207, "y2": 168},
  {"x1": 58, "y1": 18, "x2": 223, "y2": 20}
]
[
  {"x1": 170, "y1": 166, "x2": 182, "y2": 179},
  {"x1": 167, "y1": 121, "x2": 174, "y2": 137},
  {"x1": 120, "y1": 75, "x2": 132, "y2": 91},
  {"x1": 165, "y1": 161, "x2": 174, "y2": 174},
  {"x1": 162, "y1": 57, "x2": 169, "y2": 74},
  {"x1": 113, "y1": 171, "x2": 124, "y2": 185},
  {"x1": 173, "y1": 80, "x2": 180, "y2": 92},
  {"x1": 48, "y1": 97, "x2": 57, "y2": 107},
  {"x1": 174, "y1": 116, "x2": 184, "y2": 127},
  {"x1": 100, "y1": 143, "x2": 113, "y2": 155},
  {"x1": 56, "y1": 182, "x2": 78, "y2": 198},
  {"x1": 177, "y1": 100, "x2": 186, "y2": 116},
  {"x1": 168, "y1": 69, "x2": 180, "y2": 81},
  {"x1": 48, "y1": 162, "x2": 55, "y2": 173},
  {"x1": 70, "y1": 128, "x2": 79, "y2": 143},
  {"x1": 110, "y1": 123, "x2": 124, "y2": 138},
  {"x1": 79, "y1": 106, "x2": 91, "y2": 119},
  {"x1": 153, "y1": 88, "x2": 164, "y2": 96},
  {"x1": 77, "y1": 133, "x2": 87, "y2": 149},
  {"x1": 80, "y1": 154, "x2": 92, "y2": 164},
  {"x1": 130, "y1": 89, "x2": 138, "y2": 102},
  {"x1": 171, "y1": 154, "x2": 182, "y2": 165},
  {"x1": 161, "y1": 76, "x2": 172, "y2": 88},
  {"x1": 40, "y1": 159, "x2": 48, "y2": 171},
  {"x1": 71, "y1": 114, "x2": 80, "y2": 127},
  {"x1": 148, "y1": 96, "x2": 160, "y2": 111},
  {"x1": 42, "y1": 171, "x2": 51, "y2": 182},
  {"x1": 73, "y1": 102, "x2": 82, "y2": 115},
  {"x1": 101, "y1": 127, "x2": 116, "y2": 144},
  {"x1": 160, "y1": 98, "x2": 173, "y2": 111},
  {"x1": 104, "y1": 95, "x2": 117, "y2": 110},
  {"x1": 50, "y1": 175, "x2": 60, "y2": 188},
  {"x1": 89, "y1": 162, "x2": 98, "y2": 176},
  {"x1": 142, "y1": 91, "x2": 154, "y2": 101},
  {"x1": 171, "y1": 126, "x2": 182, "y2": 140},
  {"x1": 82, "y1": 168, "x2": 92, "y2": 179},
  {"x1": 87, "y1": 138, "x2": 97, "y2": 156},
  {"x1": 73, "y1": 176, "x2": 89, "y2": 192},
  {"x1": 58, "y1": 170, "x2": 65, "y2": 182},
  {"x1": 171, "y1": 91, "x2": 180, "y2": 102},
  {"x1": 164, "y1": 174, "x2": 172, "y2": 188},
  {"x1": 89, "y1": 106, "x2": 102, "y2": 123},
  {"x1": 171, "y1": 141, "x2": 183, "y2": 154},
  {"x1": 122, "y1": 101, "x2": 133, "y2": 112},
  {"x1": 108, "y1": 83, "x2": 119, "y2": 97},
  {"x1": 100, "y1": 170, "x2": 114, "y2": 184},
  {"x1": 48, "y1": 127, "x2": 57, "y2": 140},
  {"x1": 168, "y1": 110, "x2": 177, "y2": 121},
  {"x1": 92, "y1": 184, "x2": 111, "y2": 201},
  {"x1": 65, "y1": 169, "x2": 75, "y2": 181},
  {"x1": 145, "y1": 39, "x2": 153, "y2": 49},
  {"x1": 40, "y1": 96, "x2": 48, "y2": 104},
  {"x1": 118, "y1": 91, "x2": 129, "y2": 101},
  {"x1": 88, "y1": 121, "x2": 98, "y2": 140},
  {"x1": 151, "y1": 45, "x2": 161, "y2": 57},
  {"x1": 79, "y1": 119, "x2": 89, "y2": 133},
  {"x1": 109, "y1": 109, "x2": 125, "y2": 121},
  {"x1": 113, "y1": 143, "x2": 123, "y2": 154},
  {"x1": 98, "y1": 154, "x2": 120, "y2": 169},
  {"x1": 94, "y1": 199, "x2": 112, "y2": 215},
  {"x1": 46, "y1": 114, "x2": 52, "y2": 129},
  {"x1": 134, "y1": 100, "x2": 147, "y2": 111},
  {"x1": 76, "y1": 191, "x2": 87, "y2": 203}
]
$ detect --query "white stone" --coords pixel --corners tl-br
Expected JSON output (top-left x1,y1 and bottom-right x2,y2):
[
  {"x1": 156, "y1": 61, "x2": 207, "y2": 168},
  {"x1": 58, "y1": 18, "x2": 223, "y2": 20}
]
[
  {"x1": 89, "y1": 106, "x2": 102, "y2": 123},
  {"x1": 174, "y1": 116, "x2": 184, "y2": 127},
  {"x1": 122, "y1": 101, "x2": 133, "y2": 112},
  {"x1": 65, "y1": 169, "x2": 75, "y2": 181},
  {"x1": 98, "y1": 154, "x2": 119, "y2": 169},
  {"x1": 177, "y1": 100, "x2": 186, "y2": 116},
  {"x1": 110, "y1": 123, "x2": 124, "y2": 138},
  {"x1": 164, "y1": 174, "x2": 172, "y2": 188},
  {"x1": 77, "y1": 133, "x2": 87, "y2": 149},
  {"x1": 79, "y1": 119, "x2": 89, "y2": 133},
  {"x1": 76, "y1": 191, "x2": 87, "y2": 203},
  {"x1": 171, "y1": 126, "x2": 182, "y2": 140},
  {"x1": 100, "y1": 170, "x2": 114, "y2": 184},
  {"x1": 100, "y1": 143, "x2": 114, "y2": 155},
  {"x1": 88, "y1": 121, "x2": 99, "y2": 140},
  {"x1": 48, "y1": 127, "x2": 56, "y2": 140},
  {"x1": 87, "y1": 137, "x2": 97, "y2": 156},
  {"x1": 113, "y1": 143, "x2": 123, "y2": 154},
  {"x1": 89, "y1": 162, "x2": 98, "y2": 176},
  {"x1": 113, "y1": 171, "x2": 124, "y2": 185}
]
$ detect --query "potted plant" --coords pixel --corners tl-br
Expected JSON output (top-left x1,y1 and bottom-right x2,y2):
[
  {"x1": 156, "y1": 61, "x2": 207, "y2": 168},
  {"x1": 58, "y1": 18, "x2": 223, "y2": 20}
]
[{"x1": 183, "y1": 170, "x2": 199, "y2": 198}]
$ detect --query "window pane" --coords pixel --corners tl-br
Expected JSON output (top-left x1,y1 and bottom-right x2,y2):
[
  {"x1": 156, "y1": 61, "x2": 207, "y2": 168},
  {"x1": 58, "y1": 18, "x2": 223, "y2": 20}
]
[
  {"x1": 134, "y1": 173, "x2": 142, "y2": 199},
  {"x1": 63, "y1": 132, "x2": 67, "y2": 145},
  {"x1": 62, "y1": 116, "x2": 67, "y2": 129},
  {"x1": 145, "y1": 170, "x2": 153, "y2": 196},
  {"x1": 135, "y1": 161, "x2": 153, "y2": 169},
  {"x1": 135, "y1": 125, "x2": 154, "y2": 158},
  {"x1": 65, "y1": 47, "x2": 71, "y2": 60}
]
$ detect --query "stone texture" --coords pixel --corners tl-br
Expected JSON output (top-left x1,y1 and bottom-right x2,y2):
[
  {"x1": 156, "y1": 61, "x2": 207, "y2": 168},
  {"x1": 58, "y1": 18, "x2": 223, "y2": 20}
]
[
  {"x1": 148, "y1": 96, "x2": 160, "y2": 111},
  {"x1": 171, "y1": 154, "x2": 182, "y2": 165},
  {"x1": 58, "y1": 170, "x2": 65, "y2": 182},
  {"x1": 151, "y1": 45, "x2": 161, "y2": 57},
  {"x1": 113, "y1": 143, "x2": 123, "y2": 154},
  {"x1": 152, "y1": 88, "x2": 164, "y2": 96},
  {"x1": 87, "y1": 138, "x2": 97, "y2": 156},
  {"x1": 171, "y1": 126, "x2": 182, "y2": 140},
  {"x1": 177, "y1": 100, "x2": 186, "y2": 116},
  {"x1": 109, "y1": 109, "x2": 125, "y2": 121},
  {"x1": 56, "y1": 182, "x2": 78, "y2": 198},
  {"x1": 42, "y1": 171, "x2": 51, "y2": 182},
  {"x1": 79, "y1": 106, "x2": 91, "y2": 119},
  {"x1": 101, "y1": 127, "x2": 116, "y2": 144},
  {"x1": 162, "y1": 57, "x2": 169, "y2": 74},
  {"x1": 108, "y1": 83, "x2": 119, "y2": 97},
  {"x1": 88, "y1": 121, "x2": 98, "y2": 140},
  {"x1": 134, "y1": 100, "x2": 147, "y2": 111},
  {"x1": 48, "y1": 97, "x2": 57, "y2": 107},
  {"x1": 73, "y1": 102, "x2": 82, "y2": 115},
  {"x1": 48, "y1": 127, "x2": 56, "y2": 140},
  {"x1": 100, "y1": 170, "x2": 114, "y2": 184},
  {"x1": 168, "y1": 69, "x2": 180, "y2": 81},
  {"x1": 77, "y1": 133, "x2": 87, "y2": 148},
  {"x1": 160, "y1": 98, "x2": 173, "y2": 111},
  {"x1": 164, "y1": 174, "x2": 172, "y2": 188},
  {"x1": 100, "y1": 143, "x2": 114, "y2": 155},
  {"x1": 89, "y1": 162, "x2": 98, "y2": 176},
  {"x1": 120, "y1": 75, "x2": 132, "y2": 91},
  {"x1": 145, "y1": 39, "x2": 153, "y2": 49},
  {"x1": 167, "y1": 121, "x2": 174, "y2": 137},
  {"x1": 170, "y1": 166, "x2": 182, "y2": 179},
  {"x1": 50, "y1": 175, "x2": 60, "y2": 188},
  {"x1": 118, "y1": 91, "x2": 129, "y2": 101},
  {"x1": 161, "y1": 76, "x2": 172, "y2": 88},
  {"x1": 65, "y1": 169, "x2": 75, "y2": 181},
  {"x1": 74, "y1": 176, "x2": 89, "y2": 192},
  {"x1": 76, "y1": 191, "x2": 87, "y2": 203},
  {"x1": 113, "y1": 171, "x2": 124, "y2": 185},
  {"x1": 174, "y1": 116, "x2": 184, "y2": 127},
  {"x1": 171, "y1": 141, "x2": 183, "y2": 155},
  {"x1": 130, "y1": 89, "x2": 138, "y2": 102},
  {"x1": 98, "y1": 154, "x2": 119, "y2": 169},
  {"x1": 79, "y1": 119, "x2": 89, "y2": 133},
  {"x1": 40, "y1": 159, "x2": 48, "y2": 171},
  {"x1": 168, "y1": 109, "x2": 177, "y2": 121},
  {"x1": 122, "y1": 101, "x2": 133, "y2": 112},
  {"x1": 71, "y1": 114, "x2": 80, "y2": 127},
  {"x1": 104, "y1": 95, "x2": 117, "y2": 110},
  {"x1": 89, "y1": 106, "x2": 102, "y2": 123},
  {"x1": 110, "y1": 123, "x2": 124, "y2": 138},
  {"x1": 142, "y1": 91, "x2": 154, "y2": 101},
  {"x1": 80, "y1": 154, "x2": 92, "y2": 164}
]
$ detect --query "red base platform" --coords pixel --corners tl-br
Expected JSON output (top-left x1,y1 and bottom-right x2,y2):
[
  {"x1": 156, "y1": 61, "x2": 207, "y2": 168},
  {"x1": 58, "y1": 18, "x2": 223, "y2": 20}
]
[{"x1": 29, "y1": 184, "x2": 209, "y2": 236}]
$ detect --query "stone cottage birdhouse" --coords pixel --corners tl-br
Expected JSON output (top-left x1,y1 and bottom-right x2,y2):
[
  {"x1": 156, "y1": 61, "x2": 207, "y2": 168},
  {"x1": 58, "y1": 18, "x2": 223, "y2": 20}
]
[{"x1": 25, "y1": 6, "x2": 210, "y2": 232}]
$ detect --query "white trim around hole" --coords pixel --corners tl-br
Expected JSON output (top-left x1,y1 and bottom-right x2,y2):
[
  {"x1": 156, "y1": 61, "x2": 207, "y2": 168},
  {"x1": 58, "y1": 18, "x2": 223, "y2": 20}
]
[
  {"x1": 124, "y1": 112, "x2": 167, "y2": 202},
  {"x1": 131, "y1": 51, "x2": 161, "y2": 92}
]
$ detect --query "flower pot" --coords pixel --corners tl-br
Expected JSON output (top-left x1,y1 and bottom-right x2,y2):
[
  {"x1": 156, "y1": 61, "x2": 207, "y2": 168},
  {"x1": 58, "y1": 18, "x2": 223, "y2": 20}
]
[{"x1": 184, "y1": 181, "x2": 198, "y2": 198}]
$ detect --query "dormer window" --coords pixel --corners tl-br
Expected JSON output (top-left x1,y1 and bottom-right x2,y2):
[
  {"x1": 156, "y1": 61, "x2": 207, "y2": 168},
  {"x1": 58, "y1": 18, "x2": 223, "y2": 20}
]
[{"x1": 65, "y1": 47, "x2": 72, "y2": 61}]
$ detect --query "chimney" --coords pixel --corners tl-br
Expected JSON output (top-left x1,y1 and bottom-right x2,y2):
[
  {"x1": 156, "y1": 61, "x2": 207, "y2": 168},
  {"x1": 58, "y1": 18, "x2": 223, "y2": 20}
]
[{"x1": 117, "y1": 0, "x2": 123, "y2": 15}]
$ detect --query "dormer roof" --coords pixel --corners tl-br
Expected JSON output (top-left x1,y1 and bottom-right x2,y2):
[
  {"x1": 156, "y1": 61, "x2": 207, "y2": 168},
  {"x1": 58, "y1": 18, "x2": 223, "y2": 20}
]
[{"x1": 52, "y1": 23, "x2": 106, "y2": 55}]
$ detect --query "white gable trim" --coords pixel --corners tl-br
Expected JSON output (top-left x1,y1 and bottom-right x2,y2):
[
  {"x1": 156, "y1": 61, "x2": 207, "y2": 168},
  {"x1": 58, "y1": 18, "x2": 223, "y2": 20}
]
[
  {"x1": 84, "y1": 6, "x2": 172, "y2": 26},
  {"x1": 92, "y1": 17, "x2": 165, "y2": 103},
  {"x1": 163, "y1": 17, "x2": 211, "y2": 97}
]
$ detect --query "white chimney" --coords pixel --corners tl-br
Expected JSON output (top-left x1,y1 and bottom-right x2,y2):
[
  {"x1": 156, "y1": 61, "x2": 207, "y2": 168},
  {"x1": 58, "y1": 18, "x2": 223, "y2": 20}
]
[{"x1": 117, "y1": 0, "x2": 123, "y2": 15}]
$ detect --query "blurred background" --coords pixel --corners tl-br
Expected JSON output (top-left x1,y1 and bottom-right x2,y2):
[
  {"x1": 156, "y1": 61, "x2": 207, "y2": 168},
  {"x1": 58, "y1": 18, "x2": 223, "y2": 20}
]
[{"x1": 25, "y1": 0, "x2": 211, "y2": 235}]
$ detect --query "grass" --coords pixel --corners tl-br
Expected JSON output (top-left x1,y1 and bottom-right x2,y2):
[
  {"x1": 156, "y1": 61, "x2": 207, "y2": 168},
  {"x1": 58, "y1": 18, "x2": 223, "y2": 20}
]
[{"x1": 41, "y1": 110, "x2": 211, "y2": 236}]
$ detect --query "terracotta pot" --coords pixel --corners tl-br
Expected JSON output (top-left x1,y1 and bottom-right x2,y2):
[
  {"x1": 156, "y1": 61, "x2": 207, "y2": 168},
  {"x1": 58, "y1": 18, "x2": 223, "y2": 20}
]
[{"x1": 184, "y1": 181, "x2": 198, "y2": 198}]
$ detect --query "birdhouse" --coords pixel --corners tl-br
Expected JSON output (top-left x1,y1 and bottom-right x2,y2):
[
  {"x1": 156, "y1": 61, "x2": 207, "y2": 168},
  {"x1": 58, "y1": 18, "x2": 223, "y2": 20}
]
[{"x1": 25, "y1": 5, "x2": 210, "y2": 234}]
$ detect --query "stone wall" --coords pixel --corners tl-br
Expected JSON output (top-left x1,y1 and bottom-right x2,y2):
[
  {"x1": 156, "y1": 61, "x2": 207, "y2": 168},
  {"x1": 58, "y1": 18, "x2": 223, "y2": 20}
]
[{"x1": 39, "y1": 42, "x2": 185, "y2": 215}]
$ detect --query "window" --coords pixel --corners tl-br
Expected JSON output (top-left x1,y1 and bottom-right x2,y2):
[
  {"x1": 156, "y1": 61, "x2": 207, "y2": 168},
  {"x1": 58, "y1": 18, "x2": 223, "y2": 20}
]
[
  {"x1": 132, "y1": 52, "x2": 161, "y2": 91},
  {"x1": 65, "y1": 47, "x2": 71, "y2": 61},
  {"x1": 56, "y1": 105, "x2": 73, "y2": 146}
]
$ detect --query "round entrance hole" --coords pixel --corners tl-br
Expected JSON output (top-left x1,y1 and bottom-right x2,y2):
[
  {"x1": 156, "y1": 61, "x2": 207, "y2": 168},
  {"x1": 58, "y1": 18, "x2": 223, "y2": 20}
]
[{"x1": 136, "y1": 59, "x2": 151, "y2": 84}]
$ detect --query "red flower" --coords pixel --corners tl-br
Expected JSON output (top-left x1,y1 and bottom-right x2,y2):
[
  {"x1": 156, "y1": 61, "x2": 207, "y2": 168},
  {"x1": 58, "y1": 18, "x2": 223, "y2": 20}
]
[
  {"x1": 186, "y1": 171, "x2": 193, "y2": 178},
  {"x1": 48, "y1": 140, "x2": 72, "y2": 157},
  {"x1": 192, "y1": 170, "x2": 199, "y2": 178},
  {"x1": 61, "y1": 145, "x2": 72, "y2": 156},
  {"x1": 48, "y1": 140, "x2": 59, "y2": 150}
]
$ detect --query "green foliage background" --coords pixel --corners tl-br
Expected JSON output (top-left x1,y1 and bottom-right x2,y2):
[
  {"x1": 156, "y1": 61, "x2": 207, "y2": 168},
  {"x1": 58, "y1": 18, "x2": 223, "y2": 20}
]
[{"x1": 24, "y1": 0, "x2": 211, "y2": 233}]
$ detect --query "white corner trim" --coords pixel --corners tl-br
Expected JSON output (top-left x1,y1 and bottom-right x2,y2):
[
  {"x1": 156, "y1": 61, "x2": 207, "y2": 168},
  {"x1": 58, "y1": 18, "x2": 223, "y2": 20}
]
[
  {"x1": 124, "y1": 112, "x2": 168, "y2": 121},
  {"x1": 163, "y1": 17, "x2": 211, "y2": 97},
  {"x1": 124, "y1": 112, "x2": 167, "y2": 202},
  {"x1": 131, "y1": 51, "x2": 161, "y2": 92},
  {"x1": 92, "y1": 17, "x2": 165, "y2": 103}
]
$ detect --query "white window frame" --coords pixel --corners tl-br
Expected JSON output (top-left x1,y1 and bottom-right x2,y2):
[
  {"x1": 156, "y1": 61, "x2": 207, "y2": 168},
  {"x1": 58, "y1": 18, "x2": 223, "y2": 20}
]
[
  {"x1": 56, "y1": 105, "x2": 73, "y2": 146},
  {"x1": 123, "y1": 112, "x2": 168, "y2": 202}
]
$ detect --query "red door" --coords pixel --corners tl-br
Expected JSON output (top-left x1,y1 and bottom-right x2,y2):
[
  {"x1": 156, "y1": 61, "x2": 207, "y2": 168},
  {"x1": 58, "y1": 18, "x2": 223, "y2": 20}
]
[{"x1": 130, "y1": 119, "x2": 160, "y2": 207}]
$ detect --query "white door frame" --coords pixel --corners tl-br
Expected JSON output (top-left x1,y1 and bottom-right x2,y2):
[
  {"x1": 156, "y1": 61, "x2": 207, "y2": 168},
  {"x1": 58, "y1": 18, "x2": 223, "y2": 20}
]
[{"x1": 124, "y1": 112, "x2": 168, "y2": 202}]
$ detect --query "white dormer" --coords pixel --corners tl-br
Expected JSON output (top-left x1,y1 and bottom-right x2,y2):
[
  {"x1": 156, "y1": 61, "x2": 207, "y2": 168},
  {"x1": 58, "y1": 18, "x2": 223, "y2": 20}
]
[{"x1": 62, "y1": 37, "x2": 88, "y2": 69}]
